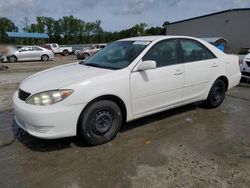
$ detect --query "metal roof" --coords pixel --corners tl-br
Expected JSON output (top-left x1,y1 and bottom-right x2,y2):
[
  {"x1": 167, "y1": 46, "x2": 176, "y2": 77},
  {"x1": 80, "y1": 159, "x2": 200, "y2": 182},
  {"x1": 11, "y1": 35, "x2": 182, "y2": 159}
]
[
  {"x1": 6, "y1": 32, "x2": 49, "y2": 39},
  {"x1": 168, "y1": 8, "x2": 250, "y2": 25}
]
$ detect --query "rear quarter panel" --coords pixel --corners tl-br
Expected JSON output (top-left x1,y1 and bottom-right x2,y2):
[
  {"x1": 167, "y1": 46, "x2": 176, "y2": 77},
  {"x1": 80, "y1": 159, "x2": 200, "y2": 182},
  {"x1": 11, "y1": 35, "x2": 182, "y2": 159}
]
[{"x1": 222, "y1": 54, "x2": 241, "y2": 89}]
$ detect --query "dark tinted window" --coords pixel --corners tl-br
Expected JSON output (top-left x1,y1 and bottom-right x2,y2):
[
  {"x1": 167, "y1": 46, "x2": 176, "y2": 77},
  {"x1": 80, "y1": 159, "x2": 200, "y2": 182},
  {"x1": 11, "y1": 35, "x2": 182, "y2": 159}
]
[
  {"x1": 180, "y1": 39, "x2": 216, "y2": 62},
  {"x1": 143, "y1": 39, "x2": 179, "y2": 67}
]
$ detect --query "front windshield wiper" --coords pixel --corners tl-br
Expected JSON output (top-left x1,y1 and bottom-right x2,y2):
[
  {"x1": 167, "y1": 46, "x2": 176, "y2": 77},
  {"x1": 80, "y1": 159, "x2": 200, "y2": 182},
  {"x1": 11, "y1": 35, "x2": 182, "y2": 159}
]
[
  {"x1": 79, "y1": 61, "x2": 120, "y2": 70},
  {"x1": 79, "y1": 62, "x2": 111, "y2": 69}
]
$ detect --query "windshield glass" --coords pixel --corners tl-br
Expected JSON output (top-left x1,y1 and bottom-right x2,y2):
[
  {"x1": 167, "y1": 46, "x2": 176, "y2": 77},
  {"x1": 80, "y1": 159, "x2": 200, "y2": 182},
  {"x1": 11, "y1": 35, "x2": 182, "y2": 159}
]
[{"x1": 83, "y1": 40, "x2": 150, "y2": 70}]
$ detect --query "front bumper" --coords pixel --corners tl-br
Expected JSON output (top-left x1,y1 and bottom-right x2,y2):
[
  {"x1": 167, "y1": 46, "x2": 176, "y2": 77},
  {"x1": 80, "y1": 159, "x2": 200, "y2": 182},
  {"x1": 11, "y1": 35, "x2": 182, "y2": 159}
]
[{"x1": 12, "y1": 91, "x2": 85, "y2": 139}]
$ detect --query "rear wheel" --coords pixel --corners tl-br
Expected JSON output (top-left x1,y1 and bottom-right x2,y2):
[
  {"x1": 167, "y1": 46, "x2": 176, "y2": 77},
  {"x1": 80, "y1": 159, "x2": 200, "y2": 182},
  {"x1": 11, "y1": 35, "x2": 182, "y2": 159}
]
[
  {"x1": 204, "y1": 79, "x2": 226, "y2": 108},
  {"x1": 63, "y1": 50, "x2": 69, "y2": 56},
  {"x1": 79, "y1": 100, "x2": 122, "y2": 145},
  {"x1": 7, "y1": 56, "x2": 17, "y2": 63},
  {"x1": 41, "y1": 54, "x2": 49, "y2": 61}
]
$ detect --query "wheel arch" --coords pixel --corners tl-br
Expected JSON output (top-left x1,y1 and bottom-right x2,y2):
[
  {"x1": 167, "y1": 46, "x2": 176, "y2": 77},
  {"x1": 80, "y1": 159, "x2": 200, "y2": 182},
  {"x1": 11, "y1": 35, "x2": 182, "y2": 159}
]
[
  {"x1": 77, "y1": 94, "x2": 127, "y2": 134},
  {"x1": 82, "y1": 52, "x2": 90, "y2": 57},
  {"x1": 41, "y1": 54, "x2": 49, "y2": 59},
  {"x1": 7, "y1": 55, "x2": 18, "y2": 61},
  {"x1": 216, "y1": 75, "x2": 229, "y2": 91}
]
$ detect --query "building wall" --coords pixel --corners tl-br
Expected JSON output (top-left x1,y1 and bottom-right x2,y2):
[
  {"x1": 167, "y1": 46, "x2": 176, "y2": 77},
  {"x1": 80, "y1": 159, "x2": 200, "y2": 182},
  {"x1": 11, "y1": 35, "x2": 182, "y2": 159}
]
[{"x1": 166, "y1": 10, "x2": 250, "y2": 54}]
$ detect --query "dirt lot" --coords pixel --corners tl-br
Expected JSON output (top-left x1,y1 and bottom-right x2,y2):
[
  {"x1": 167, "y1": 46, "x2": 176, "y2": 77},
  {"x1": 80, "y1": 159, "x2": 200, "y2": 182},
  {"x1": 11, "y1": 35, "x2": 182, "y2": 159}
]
[{"x1": 0, "y1": 55, "x2": 250, "y2": 187}]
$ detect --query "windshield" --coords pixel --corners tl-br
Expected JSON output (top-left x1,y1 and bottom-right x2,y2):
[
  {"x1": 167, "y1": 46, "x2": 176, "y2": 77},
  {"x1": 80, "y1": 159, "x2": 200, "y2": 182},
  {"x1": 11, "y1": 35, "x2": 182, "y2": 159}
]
[{"x1": 82, "y1": 40, "x2": 150, "y2": 70}]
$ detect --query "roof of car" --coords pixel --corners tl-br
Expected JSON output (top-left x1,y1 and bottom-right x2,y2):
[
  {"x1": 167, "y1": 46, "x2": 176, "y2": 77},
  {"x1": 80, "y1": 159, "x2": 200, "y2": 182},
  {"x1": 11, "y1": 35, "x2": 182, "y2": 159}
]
[{"x1": 120, "y1": 35, "x2": 194, "y2": 42}]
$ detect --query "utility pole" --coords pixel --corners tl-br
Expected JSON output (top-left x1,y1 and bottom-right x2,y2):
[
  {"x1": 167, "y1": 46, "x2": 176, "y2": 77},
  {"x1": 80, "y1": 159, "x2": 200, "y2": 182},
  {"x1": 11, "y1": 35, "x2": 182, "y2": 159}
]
[{"x1": 21, "y1": 17, "x2": 29, "y2": 31}]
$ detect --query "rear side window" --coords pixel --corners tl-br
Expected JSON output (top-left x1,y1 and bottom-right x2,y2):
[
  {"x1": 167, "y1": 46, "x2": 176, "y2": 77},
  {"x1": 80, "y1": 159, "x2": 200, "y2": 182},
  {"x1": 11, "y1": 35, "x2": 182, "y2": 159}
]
[
  {"x1": 143, "y1": 39, "x2": 179, "y2": 67},
  {"x1": 180, "y1": 39, "x2": 216, "y2": 63},
  {"x1": 32, "y1": 47, "x2": 43, "y2": 51}
]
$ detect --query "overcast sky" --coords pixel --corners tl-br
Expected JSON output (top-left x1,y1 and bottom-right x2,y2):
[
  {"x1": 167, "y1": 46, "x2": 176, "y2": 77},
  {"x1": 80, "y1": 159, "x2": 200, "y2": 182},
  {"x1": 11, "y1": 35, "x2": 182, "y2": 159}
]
[{"x1": 1, "y1": 0, "x2": 250, "y2": 31}]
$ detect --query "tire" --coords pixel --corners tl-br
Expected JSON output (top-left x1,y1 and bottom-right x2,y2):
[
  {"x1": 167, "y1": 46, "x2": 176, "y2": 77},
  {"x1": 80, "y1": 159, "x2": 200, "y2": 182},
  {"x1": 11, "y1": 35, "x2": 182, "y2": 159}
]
[
  {"x1": 63, "y1": 50, "x2": 69, "y2": 56},
  {"x1": 79, "y1": 100, "x2": 122, "y2": 145},
  {"x1": 7, "y1": 56, "x2": 17, "y2": 63},
  {"x1": 82, "y1": 53, "x2": 90, "y2": 59},
  {"x1": 41, "y1": 54, "x2": 49, "y2": 61},
  {"x1": 204, "y1": 79, "x2": 226, "y2": 108}
]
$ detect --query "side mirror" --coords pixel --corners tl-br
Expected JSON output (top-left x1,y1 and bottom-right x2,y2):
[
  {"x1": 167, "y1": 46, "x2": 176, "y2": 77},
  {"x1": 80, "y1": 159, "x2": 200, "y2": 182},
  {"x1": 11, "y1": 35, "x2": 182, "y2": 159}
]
[{"x1": 136, "y1": 60, "x2": 156, "y2": 71}]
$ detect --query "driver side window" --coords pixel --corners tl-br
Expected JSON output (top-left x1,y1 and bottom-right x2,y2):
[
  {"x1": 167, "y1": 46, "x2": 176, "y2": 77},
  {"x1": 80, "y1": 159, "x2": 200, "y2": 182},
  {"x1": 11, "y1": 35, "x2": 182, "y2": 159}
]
[{"x1": 143, "y1": 39, "x2": 179, "y2": 67}]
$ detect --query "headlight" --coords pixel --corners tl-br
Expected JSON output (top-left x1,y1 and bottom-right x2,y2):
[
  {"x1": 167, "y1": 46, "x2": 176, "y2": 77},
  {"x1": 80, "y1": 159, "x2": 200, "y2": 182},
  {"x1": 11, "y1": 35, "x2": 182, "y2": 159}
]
[{"x1": 26, "y1": 89, "x2": 74, "y2": 106}]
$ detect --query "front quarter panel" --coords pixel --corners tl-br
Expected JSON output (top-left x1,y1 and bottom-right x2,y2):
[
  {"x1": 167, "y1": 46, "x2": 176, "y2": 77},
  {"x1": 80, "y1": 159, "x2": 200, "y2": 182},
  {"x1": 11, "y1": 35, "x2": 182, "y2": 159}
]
[{"x1": 61, "y1": 68, "x2": 133, "y2": 121}]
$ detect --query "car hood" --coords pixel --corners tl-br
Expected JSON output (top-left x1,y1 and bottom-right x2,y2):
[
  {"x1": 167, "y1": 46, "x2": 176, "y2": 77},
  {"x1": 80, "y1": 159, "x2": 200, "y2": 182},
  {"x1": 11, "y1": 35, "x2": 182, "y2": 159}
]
[{"x1": 19, "y1": 62, "x2": 113, "y2": 94}]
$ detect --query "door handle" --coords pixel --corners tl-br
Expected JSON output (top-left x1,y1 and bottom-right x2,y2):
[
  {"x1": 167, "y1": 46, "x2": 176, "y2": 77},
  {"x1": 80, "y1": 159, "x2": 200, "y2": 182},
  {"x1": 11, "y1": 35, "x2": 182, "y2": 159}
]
[{"x1": 174, "y1": 69, "x2": 183, "y2": 75}]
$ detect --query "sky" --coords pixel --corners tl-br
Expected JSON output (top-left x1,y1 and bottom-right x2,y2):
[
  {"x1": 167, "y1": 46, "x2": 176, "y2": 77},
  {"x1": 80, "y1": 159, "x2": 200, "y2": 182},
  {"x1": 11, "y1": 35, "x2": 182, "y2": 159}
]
[{"x1": 0, "y1": 0, "x2": 250, "y2": 31}]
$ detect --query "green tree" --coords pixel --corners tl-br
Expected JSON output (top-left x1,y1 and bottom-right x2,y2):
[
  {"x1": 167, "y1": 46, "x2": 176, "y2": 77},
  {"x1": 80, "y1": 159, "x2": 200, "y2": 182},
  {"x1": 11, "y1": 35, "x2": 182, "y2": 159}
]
[
  {"x1": 0, "y1": 17, "x2": 18, "y2": 42},
  {"x1": 162, "y1": 21, "x2": 170, "y2": 34},
  {"x1": 132, "y1": 23, "x2": 147, "y2": 36}
]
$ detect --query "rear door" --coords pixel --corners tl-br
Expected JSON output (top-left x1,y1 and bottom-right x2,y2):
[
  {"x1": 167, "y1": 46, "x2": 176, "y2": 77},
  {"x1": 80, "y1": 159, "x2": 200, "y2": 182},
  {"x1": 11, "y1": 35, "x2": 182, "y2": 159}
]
[
  {"x1": 179, "y1": 39, "x2": 219, "y2": 103},
  {"x1": 130, "y1": 39, "x2": 184, "y2": 116},
  {"x1": 31, "y1": 47, "x2": 43, "y2": 60}
]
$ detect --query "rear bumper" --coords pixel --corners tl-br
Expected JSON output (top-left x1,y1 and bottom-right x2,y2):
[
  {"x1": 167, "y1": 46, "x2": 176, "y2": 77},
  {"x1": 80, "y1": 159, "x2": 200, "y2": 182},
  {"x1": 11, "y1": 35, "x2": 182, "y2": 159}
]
[{"x1": 13, "y1": 91, "x2": 85, "y2": 139}]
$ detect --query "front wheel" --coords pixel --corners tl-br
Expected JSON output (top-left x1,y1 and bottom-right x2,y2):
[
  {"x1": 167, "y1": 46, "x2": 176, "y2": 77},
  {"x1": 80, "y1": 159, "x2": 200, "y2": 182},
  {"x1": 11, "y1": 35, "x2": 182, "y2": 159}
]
[
  {"x1": 7, "y1": 56, "x2": 17, "y2": 63},
  {"x1": 204, "y1": 79, "x2": 226, "y2": 108},
  {"x1": 79, "y1": 100, "x2": 122, "y2": 145},
  {"x1": 82, "y1": 53, "x2": 90, "y2": 59}
]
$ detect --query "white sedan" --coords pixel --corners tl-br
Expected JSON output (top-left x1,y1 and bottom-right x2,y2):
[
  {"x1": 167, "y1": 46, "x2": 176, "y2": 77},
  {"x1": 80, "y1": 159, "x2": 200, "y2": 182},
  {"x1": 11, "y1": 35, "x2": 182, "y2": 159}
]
[
  {"x1": 240, "y1": 53, "x2": 250, "y2": 80},
  {"x1": 13, "y1": 36, "x2": 241, "y2": 145},
  {"x1": 7, "y1": 46, "x2": 54, "y2": 62}
]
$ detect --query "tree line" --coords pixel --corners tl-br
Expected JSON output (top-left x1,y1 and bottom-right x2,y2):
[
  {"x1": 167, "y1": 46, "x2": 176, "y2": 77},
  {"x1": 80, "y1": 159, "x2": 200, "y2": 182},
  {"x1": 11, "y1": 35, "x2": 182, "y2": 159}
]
[{"x1": 0, "y1": 16, "x2": 170, "y2": 44}]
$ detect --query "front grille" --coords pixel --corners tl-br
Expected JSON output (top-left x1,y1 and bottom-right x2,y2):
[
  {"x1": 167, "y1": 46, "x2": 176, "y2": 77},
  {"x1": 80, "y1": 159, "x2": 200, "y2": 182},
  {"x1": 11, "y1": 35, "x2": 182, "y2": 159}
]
[
  {"x1": 18, "y1": 89, "x2": 31, "y2": 101},
  {"x1": 246, "y1": 61, "x2": 250, "y2": 67}
]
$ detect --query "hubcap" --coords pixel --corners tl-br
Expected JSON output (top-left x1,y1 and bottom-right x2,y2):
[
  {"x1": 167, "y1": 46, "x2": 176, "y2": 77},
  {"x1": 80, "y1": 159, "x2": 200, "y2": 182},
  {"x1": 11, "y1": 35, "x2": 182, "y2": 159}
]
[
  {"x1": 212, "y1": 86, "x2": 223, "y2": 103},
  {"x1": 91, "y1": 110, "x2": 114, "y2": 135},
  {"x1": 10, "y1": 57, "x2": 15, "y2": 62},
  {"x1": 83, "y1": 54, "x2": 89, "y2": 59}
]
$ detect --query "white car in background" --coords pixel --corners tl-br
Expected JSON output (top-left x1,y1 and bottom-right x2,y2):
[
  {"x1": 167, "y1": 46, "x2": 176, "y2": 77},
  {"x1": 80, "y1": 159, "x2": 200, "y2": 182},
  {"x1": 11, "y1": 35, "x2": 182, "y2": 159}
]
[
  {"x1": 13, "y1": 36, "x2": 241, "y2": 145},
  {"x1": 240, "y1": 53, "x2": 250, "y2": 80},
  {"x1": 7, "y1": 46, "x2": 54, "y2": 62},
  {"x1": 76, "y1": 44, "x2": 107, "y2": 59},
  {"x1": 45, "y1": 43, "x2": 73, "y2": 56}
]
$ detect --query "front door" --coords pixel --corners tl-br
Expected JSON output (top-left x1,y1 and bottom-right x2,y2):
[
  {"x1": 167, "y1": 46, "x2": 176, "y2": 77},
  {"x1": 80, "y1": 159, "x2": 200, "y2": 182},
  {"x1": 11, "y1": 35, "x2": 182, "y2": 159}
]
[{"x1": 130, "y1": 39, "x2": 184, "y2": 116}]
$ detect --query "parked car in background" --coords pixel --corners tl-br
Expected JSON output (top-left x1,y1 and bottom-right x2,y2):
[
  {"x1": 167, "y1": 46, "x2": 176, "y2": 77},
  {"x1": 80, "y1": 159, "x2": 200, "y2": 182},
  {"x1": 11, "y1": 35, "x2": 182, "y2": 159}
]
[
  {"x1": 200, "y1": 37, "x2": 227, "y2": 52},
  {"x1": 76, "y1": 44, "x2": 106, "y2": 59},
  {"x1": 13, "y1": 36, "x2": 241, "y2": 145},
  {"x1": 0, "y1": 52, "x2": 4, "y2": 63},
  {"x1": 240, "y1": 53, "x2": 250, "y2": 80},
  {"x1": 0, "y1": 45, "x2": 17, "y2": 62},
  {"x1": 6, "y1": 46, "x2": 54, "y2": 62},
  {"x1": 45, "y1": 43, "x2": 73, "y2": 56}
]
